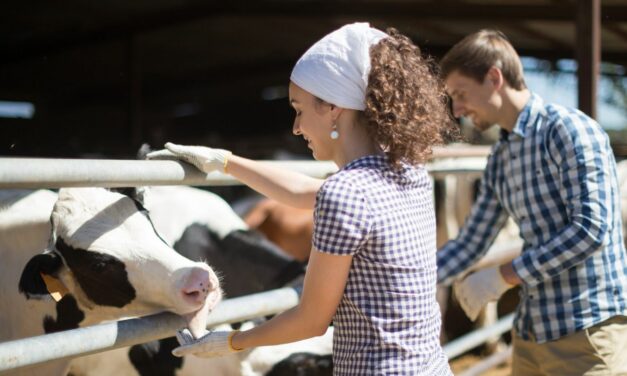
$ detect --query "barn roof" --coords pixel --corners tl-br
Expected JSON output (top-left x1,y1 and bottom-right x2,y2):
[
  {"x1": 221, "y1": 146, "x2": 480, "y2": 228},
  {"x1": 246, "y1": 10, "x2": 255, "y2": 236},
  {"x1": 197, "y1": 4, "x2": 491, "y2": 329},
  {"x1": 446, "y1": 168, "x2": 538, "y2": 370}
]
[{"x1": 1, "y1": 0, "x2": 626, "y2": 157}]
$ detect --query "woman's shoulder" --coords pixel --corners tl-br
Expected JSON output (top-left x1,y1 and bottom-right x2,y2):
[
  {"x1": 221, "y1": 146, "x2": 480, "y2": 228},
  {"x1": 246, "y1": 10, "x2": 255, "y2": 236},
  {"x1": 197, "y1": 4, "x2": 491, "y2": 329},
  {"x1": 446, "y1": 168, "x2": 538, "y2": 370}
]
[{"x1": 319, "y1": 169, "x2": 366, "y2": 198}]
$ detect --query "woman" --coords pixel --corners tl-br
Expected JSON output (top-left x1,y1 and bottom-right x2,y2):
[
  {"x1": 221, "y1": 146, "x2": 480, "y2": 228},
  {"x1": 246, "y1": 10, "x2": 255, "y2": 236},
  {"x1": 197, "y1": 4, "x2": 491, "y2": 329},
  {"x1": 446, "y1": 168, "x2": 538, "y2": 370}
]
[{"x1": 150, "y1": 22, "x2": 455, "y2": 375}]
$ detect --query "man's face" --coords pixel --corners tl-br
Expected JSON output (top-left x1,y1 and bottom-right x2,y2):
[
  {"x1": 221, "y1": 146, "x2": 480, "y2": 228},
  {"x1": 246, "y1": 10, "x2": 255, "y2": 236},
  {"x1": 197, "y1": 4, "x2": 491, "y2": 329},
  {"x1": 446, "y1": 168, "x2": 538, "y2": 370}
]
[{"x1": 445, "y1": 70, "x2": 500, "y2": 132}]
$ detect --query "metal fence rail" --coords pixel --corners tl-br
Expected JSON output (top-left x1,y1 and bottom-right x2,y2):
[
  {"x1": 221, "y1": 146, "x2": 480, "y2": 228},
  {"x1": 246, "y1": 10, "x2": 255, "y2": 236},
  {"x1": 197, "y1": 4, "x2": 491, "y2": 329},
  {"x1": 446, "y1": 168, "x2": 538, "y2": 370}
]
[
  {"x1": 0, "y1": 287, "x2": 300, "y2": 372},
  {"x1": 0, "y1": 158, "x2": 337, "y2": 189},
  {"x1": 0, "y1": 157, "x2": 488, "y2": 189}
]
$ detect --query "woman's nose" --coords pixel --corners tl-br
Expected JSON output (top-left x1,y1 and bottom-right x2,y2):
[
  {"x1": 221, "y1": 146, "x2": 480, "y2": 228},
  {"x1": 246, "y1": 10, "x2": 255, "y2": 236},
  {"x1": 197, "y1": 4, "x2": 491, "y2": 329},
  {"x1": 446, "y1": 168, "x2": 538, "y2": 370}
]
[{"x1": 292, "y1": 119, "x2": 301, "y2": 135}]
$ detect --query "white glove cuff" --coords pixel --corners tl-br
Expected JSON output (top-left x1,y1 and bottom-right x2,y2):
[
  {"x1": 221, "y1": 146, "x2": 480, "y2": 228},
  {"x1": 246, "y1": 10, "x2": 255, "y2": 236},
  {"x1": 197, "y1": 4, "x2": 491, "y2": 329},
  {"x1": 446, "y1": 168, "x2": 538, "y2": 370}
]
[{"x1": 203, "y1": 149, "x2": 232, "y2": 173}]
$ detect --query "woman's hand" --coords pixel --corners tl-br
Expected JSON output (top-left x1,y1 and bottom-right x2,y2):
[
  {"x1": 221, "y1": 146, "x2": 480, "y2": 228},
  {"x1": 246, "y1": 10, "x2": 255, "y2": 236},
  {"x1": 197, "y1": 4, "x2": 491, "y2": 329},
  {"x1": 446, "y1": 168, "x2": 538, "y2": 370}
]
[
  {"x1": 147, "y1": 142, "x2": 232, "y2": 173},
  {"x1": 172, "y1": 328, "x2": 243, "y2": 358}
]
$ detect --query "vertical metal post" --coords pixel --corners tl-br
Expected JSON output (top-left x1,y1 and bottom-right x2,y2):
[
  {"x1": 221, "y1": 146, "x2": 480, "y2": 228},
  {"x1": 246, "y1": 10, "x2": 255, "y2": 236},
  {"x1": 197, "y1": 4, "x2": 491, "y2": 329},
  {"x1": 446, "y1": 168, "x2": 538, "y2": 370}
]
[{"x1": 576, "y1": 0, "x2": 601, "y2": 119}]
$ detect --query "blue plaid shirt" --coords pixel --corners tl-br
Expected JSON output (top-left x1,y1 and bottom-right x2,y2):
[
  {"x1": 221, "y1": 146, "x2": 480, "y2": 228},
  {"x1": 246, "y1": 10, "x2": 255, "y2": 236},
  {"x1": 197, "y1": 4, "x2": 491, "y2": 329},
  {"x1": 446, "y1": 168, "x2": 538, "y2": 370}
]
[
  {"x1": 437, "y1": 93, "x2": 627, "y2": 343},
  {"x1": 314, "y1": 155, "x2": 451, "y2": 375}
]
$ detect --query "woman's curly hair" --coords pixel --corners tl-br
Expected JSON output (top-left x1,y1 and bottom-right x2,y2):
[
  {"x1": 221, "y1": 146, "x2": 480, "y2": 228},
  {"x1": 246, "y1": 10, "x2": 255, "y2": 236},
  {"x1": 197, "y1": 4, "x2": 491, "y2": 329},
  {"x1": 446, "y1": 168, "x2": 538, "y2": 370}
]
[{"x1": 365, "y1": 28, "x2": 458, "y2": 167}]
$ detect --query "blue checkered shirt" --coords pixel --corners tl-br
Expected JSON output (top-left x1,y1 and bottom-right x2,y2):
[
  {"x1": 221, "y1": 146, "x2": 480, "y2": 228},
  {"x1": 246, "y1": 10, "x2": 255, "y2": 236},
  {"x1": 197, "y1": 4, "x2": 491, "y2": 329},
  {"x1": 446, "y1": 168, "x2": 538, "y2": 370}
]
[
  {"x1": 437, "y1": 93, "x2": 627, "y2": 343},
  {"x1": 313, "y1": 155, "x2": 451, "y2": 375}
]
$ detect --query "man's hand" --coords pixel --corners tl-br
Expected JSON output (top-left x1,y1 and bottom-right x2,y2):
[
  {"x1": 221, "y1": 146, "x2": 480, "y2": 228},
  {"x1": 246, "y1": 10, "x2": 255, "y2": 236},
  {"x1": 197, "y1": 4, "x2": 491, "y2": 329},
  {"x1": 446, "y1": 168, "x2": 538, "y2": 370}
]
[
  {"x1": 146, "y1": 143, "x2": 232, "y2": 173},
  {"x1": 453, "y1": 266, "x2": 514, "y2": 321},
  {"x1": 172, "y1": 328, "x2": 242, "y2": 358}
]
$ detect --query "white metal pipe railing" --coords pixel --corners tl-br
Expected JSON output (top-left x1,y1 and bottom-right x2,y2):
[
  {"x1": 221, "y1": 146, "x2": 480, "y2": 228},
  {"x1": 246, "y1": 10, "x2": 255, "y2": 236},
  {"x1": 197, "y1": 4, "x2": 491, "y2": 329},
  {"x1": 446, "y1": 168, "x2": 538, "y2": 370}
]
[
  {"x1": 0, "y1": 159, "x2": 337, "y2": 189},
  {"x1": 0, "y1": 158, "x2": 487, "y2": 189},
  {"x1": 0, "y1": 287, "x2": 299, "y2": 372}
]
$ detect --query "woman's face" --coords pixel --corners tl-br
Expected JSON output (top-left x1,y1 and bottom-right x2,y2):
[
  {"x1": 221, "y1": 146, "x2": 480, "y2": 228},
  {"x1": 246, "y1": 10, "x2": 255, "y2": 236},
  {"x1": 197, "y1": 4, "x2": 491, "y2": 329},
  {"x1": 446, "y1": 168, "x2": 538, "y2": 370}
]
[{"x1": 289, "y1": 82, "x2": 334, "y2": 161}]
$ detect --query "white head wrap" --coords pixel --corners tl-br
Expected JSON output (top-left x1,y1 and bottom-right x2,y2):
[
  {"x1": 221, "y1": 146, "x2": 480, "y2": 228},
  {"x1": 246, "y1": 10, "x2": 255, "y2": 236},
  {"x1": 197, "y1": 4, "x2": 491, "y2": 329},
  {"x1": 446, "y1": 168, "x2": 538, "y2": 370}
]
[{"x1": 290, "y1": 22, "x2": 388, "y2": 111}]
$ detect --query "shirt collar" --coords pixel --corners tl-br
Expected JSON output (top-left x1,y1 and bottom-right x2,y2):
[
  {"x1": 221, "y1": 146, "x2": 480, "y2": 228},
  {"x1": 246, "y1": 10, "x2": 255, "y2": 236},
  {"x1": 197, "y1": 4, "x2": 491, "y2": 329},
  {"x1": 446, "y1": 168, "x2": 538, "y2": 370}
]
[
  {"x1": 343, "y1": 154, "x2": 387, "y2": 171},
  {"x1": 499, "y1": 92, "x2": 543, "y2": 141}
]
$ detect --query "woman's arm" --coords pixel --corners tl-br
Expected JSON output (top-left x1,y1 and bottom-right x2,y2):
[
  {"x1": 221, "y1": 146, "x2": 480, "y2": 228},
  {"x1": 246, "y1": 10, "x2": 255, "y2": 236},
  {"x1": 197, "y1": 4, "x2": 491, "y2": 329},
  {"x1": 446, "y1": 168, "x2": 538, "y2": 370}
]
[
  {"x1": 226, "y1": 155, "x2": 324, "y2": 209},
  {"x1": 232, "y1": 248, "x2": 352, "y2": 348},
  {"x1": 148, "y1": 143, "x2": 325, "y2": 209}
]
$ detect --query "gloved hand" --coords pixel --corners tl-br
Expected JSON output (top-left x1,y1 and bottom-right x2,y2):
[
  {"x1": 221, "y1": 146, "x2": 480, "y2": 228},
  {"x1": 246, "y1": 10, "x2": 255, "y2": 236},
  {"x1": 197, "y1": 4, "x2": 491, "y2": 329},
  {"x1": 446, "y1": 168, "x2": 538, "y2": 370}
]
[
  {"x1": 146, "y1": 143, "x2": 232, "y2": 173},
  {"x1": 453, "y1": 266, "x2": 513, "y2": 321},
  {"x1": 172, "y1": 328, "x2": 242, "y2": 358}
]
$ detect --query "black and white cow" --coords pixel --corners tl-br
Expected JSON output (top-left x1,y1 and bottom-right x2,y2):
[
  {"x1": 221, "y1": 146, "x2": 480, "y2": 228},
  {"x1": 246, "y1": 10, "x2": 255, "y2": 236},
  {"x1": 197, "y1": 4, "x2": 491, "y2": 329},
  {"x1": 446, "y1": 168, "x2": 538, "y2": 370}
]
[
  {"x1": 68, "y1": 186, "x2": 326, "y2": 376},
  {"x1": 0, "y1": 188, "x2": 223, "y2": 376}
]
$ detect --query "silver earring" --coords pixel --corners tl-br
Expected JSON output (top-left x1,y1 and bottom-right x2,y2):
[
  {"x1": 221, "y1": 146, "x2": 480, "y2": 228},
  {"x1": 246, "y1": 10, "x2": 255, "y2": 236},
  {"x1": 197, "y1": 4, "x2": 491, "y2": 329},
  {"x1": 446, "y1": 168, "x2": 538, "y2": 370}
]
[{"x1": 330, "y1": 124, "x2": 339, "y2": 140}]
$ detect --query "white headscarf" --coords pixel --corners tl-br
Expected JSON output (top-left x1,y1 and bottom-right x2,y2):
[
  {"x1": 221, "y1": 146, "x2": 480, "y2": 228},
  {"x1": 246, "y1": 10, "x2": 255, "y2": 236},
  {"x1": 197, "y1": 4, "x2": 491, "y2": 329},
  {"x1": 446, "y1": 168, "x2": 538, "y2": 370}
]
[{"x1": 290, "y1": 22, "x2": 388, "y2": 111}]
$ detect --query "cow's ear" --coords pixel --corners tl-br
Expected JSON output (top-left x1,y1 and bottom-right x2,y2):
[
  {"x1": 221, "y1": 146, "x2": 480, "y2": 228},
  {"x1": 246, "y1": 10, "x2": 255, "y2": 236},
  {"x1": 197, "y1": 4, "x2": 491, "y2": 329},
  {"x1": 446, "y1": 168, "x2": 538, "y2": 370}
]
[
  {"x1": 136, "y1": 143, "x2": 153, "y2": 160},
  {"x1": 18, "y1": 252, "x2": 64, "y2": 300}
]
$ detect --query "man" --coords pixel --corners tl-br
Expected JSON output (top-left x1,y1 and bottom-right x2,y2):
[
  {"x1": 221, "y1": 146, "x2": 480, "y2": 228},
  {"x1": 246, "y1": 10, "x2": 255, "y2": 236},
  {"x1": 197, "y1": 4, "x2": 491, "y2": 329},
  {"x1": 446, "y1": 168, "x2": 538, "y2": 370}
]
[{"x1": 437, "y1": 29, "x2": 627, "y2": 375}]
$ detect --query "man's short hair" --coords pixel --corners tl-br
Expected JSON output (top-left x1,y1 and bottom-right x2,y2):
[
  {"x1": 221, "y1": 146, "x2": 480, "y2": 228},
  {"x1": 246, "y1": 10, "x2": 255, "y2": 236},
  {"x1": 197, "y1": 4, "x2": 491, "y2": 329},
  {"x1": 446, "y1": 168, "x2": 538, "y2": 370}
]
[{"x1": 440, "y1": 29, "x2": 526, "y2": 90}]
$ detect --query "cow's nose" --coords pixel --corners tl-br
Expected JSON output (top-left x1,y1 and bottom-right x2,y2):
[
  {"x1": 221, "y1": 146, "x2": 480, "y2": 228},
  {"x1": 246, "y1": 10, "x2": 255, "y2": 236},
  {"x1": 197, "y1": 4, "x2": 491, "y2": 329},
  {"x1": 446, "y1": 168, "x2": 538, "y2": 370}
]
[{"x1": 181, "y1": 267, "x2": 214, "y2": 305}]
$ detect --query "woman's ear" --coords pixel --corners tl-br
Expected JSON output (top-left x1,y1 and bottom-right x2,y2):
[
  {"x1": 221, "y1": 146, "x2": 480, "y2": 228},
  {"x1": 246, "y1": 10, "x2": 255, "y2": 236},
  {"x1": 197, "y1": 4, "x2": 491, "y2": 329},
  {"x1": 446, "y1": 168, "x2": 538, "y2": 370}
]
[{"x1": 329, "y1": 105, "x2": 343, "y2": 123}]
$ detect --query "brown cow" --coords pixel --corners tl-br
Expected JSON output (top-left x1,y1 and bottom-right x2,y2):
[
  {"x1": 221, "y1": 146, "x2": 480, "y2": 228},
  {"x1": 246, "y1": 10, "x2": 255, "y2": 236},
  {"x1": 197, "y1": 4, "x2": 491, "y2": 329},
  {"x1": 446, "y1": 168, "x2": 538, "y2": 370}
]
[{"x1": 243, "y1": 199, "x2": 313, "y2": 263}]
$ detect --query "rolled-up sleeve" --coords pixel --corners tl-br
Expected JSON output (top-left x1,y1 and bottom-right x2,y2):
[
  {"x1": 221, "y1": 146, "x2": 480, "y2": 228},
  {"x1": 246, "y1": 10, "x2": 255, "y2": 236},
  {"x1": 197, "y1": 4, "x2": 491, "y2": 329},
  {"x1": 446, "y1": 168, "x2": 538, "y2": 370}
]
[{"x1": 437, "y1": 155, "x2": 509, "y2": 286}]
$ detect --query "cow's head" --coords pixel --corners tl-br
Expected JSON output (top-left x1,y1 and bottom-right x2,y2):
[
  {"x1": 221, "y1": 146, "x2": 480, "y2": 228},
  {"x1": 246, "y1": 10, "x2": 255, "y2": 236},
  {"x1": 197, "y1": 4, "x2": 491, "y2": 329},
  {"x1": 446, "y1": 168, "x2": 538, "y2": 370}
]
[{"x1": 18, "y1": 187, "x2": 221, "y2": 336}]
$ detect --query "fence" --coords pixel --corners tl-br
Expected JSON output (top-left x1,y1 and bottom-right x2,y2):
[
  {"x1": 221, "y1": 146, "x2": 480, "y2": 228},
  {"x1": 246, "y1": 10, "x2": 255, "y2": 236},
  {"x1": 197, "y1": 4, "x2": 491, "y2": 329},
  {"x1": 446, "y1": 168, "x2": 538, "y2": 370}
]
[{"x1": 0, "y1": 150, "x2": 513, "y2": 373}]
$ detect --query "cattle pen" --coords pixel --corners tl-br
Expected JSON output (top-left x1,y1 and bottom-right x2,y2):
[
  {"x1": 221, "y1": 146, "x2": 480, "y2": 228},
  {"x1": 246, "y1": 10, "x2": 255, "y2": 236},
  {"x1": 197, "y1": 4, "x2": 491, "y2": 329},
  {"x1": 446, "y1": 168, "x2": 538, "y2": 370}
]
[{"x1": 0, "y1": 148, "x2": 516, "y2": 374}]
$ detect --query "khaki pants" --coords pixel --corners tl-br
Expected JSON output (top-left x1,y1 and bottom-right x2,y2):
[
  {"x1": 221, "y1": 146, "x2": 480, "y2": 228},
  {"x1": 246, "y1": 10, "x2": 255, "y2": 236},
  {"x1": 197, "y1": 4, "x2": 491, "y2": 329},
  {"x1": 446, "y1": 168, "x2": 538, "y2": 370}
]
[{"x1": 511, "y1": 316, "x2": 627, "y2": 376}]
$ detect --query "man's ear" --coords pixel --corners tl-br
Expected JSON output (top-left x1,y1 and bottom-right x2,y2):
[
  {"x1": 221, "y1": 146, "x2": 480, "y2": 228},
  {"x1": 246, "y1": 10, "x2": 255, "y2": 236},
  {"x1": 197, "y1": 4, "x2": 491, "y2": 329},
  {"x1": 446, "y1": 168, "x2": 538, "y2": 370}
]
[
  {"x1": 485, "y1": 66, "x2": 504, "y2": 90},
  {"x1": 18, "y1": 251, "x2": 65, "y2": 300}
]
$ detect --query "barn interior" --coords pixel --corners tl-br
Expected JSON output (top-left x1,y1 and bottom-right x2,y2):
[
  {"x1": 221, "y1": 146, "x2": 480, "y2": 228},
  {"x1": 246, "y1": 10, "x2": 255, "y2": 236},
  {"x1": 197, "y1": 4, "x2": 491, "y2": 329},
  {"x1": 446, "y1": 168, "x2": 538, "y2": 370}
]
[
  {"x1": 1, "y1": 0, "x2": 626, "y2": 160},
  {"x1": 1, "y1": 3, "x2": 627, "y2": 374}
]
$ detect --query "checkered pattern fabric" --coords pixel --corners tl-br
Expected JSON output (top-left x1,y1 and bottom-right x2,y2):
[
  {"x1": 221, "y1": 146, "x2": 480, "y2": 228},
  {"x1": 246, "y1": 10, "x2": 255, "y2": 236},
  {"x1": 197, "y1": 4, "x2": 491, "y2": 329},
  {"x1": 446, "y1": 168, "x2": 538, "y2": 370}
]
[
  {"x1": 314, "y1": 155, "x2": 451, "y2": 375},
  {"x1": 438, "y1": 93, "x2": 627, "y2": 343}
]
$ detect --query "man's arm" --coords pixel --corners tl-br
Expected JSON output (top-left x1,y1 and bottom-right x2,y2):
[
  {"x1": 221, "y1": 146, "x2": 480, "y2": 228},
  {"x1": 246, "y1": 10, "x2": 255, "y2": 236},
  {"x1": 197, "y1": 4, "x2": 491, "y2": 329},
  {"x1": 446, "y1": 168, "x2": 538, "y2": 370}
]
[{"x1": 437, "y1": 155, "x2": 509, "y2": 286}]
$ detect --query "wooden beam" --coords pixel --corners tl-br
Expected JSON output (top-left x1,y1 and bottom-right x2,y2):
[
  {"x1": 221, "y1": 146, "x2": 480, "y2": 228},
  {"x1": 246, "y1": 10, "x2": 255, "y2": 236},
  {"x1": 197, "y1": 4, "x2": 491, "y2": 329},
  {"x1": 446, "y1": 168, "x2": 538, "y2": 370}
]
[
  {"x1": 500, "y1": 22, "x2": 571, "y2": 51},
  {"x1": 604, "y1": 24, "x2": 627, "y2": 44},
  {"x1": 576, "y1": 0, "x2": 601, "y2": 119},
  {"x1": 3, "y1": 2, "x2": 627, "y2": 64}
]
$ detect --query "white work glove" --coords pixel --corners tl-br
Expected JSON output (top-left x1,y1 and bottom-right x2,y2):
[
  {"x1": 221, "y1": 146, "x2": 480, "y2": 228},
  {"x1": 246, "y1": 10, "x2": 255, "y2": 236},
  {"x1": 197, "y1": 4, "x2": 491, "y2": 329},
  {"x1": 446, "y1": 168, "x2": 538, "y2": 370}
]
[
  {"x1": 453, "y1": 266, "x2": 513, "y2": 321},
  {"x1": 146, "y1": 142, "x2": 232, "y2": 173},
  {"x1": 172, "y1": 328, "x2": 242, "y2": 358}
]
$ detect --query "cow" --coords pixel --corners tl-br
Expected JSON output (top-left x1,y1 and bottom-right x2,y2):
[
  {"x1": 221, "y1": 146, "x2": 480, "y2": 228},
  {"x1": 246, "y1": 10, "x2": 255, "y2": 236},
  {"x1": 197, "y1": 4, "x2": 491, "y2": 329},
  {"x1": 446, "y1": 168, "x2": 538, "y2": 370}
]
[
  {"x1": 241, "y1": 197, "x2": 314, "y2": 263},
  {"x1": 68, "y1": 186, "x2": 323, "y2": 376},
  {"x1": 0, "y1": 188, "x2": 223, "y2": 376}
]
